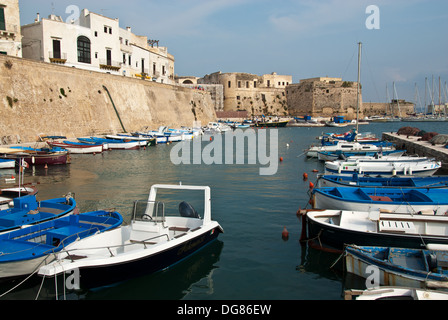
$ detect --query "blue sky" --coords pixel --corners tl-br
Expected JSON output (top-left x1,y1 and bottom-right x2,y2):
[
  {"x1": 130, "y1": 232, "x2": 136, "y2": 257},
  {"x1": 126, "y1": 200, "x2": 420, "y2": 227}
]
[{"x1": 19, "y1": 0, "x2": 448, "y2": 107}]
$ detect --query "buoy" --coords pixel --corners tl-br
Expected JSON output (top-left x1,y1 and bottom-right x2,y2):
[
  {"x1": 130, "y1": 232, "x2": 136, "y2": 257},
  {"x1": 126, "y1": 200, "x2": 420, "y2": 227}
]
[
  {"x1": 279, "y1": 157, "x2": 283, "y2": 162},
  {"x1": 312, "y1": 169, "x2": 319, "y2": 173},
  {"x1": 303, "y1": 173, "x2": 308, "y2": 181},
  {"x1": 44, "y1": 164, "x2": 48, "y2": 169},
  {"x1": 210, "y1": 137, "x2": 213, "y2": 142},
  {"x1": 282, "y1": 227, "x2": 289, "y2": 241},
  {"x1": 309, "y1": 182, "x2": 314, "y2": 190},
  {"x1": 286, "y1": 143, "x2": 290, "y2": 148}
]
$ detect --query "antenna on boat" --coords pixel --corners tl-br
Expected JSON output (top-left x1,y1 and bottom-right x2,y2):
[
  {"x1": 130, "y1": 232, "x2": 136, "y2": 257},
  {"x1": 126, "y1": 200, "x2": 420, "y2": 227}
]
[{"x1": 356, "y1": 42, "x2": 362, "y2": 140}]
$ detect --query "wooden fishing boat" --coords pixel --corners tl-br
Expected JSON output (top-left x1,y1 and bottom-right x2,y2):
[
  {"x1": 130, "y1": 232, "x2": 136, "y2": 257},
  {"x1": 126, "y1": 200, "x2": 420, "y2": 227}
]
[
  {"x1": 39, "y1": 184, "x2": 224, "y2": 290},
  {"x1": 47, "y1": 141, "x2": 104, "y2": 154},
  {"x1": 312, "y1": 186, "x2": 448, "y2": 214},
  {"x1": 317, "y1": 174, "x2": 448, "y2": 189},
  {"x1": 254, "y1": 120, "x2": 289, "y2": 128},
  {"x1": 78, "y1": 137, "x2": 141, "y2": 150},
  {"x1": 304, "y1": 209, "x2": 448, "y2": 250},
  {"x1": 0, "y1": 209, "x2": 122, "y2": 279},
  {"x1": 0, "y1": 194, "x2": 76, "y2": 234},
  {"x1": 0, "y1": 185, "x2": 38, "y2": 210},
  {"x1": 345, "y1": 245, "x2": 448, "y2": 289},
  {"x1": 324, "y1": 157, "x2": 441, "y2": 177},
  {"x1": 0, "y1": 147, "x2": 69, "y2": 166}
]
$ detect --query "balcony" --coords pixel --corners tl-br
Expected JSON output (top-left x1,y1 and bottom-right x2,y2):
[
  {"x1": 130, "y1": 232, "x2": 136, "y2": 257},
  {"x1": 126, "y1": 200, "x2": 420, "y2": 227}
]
[
  {"x1": 0, "y1": 24, "x2": 18, "y2": 39},
  {"x1": 99, "y1": 59, "x2": 121, "y2": 72},
  {"x1": 49, "y1": 51, "x2": 67, "y2": 64}
]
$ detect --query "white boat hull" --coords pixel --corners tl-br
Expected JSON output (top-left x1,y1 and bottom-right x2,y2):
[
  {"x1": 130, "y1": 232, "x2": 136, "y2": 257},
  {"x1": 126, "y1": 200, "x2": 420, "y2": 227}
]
[{"x1": 324, "y1": 159, "x2": 441, "y2": 177}]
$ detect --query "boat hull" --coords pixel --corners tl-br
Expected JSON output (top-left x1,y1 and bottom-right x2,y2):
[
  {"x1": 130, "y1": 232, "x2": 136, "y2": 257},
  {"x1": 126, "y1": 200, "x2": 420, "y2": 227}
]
[
  {"x1": 345, "y1": 246, "x2": 448, "y2": 289},
  {"x1": 254, "y1": 121, "x2": 289, "y2": 128},
  {"x1": 43, "y1": 225, "x2": 222, "y2": 290},
  {"x1": 305, "y1": 210, "x2": 448, "y2": 250},
  {"x1": 317, "y1": 175, "x2": 448, "y2": 189},
  {"x1": 313, "y1": 190, "x2": 448, "y2": 215}
]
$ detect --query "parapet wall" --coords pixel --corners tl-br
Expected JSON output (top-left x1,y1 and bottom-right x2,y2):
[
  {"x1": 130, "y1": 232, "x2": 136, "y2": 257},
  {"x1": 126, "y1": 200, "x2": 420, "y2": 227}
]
[{"x1": 0, "y1": 55, "x2": 216, "y2": 143}]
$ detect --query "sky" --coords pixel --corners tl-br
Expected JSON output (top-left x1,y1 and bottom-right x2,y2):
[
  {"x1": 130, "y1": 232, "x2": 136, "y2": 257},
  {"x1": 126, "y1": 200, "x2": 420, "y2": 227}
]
[{"x1": 18, "y1": 0, "x2": 448, "y2": 108}]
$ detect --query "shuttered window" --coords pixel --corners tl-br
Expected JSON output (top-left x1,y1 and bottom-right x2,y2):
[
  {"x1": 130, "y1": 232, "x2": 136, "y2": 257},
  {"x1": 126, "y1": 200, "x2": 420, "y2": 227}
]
[{"x1": 0, "y1": 8, "x2": 5, "y2": 31}]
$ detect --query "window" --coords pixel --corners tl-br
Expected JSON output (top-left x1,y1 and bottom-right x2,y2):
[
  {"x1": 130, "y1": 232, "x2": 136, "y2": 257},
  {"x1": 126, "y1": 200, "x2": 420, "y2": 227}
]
[
  {"x1": 0, "y1": 8, "x2": 5, "y2": 31},
  {"x1": 77, "y1": 36, "x2": 91, "y2": 64},
  {"x1": 129, "y1": 55, "x2": 132, "y2": 66},
  {"x1": 228, "y1": 81, "x2": 231, "y2": 88},
  {"x1": 95, "y1": 31, "x2": 98, "y2": 37},
  {"x1": 123, "y1": 53, "x2": 126, "y2": 64},
  {"x1": 238, "y1": 81, "x2": 241, "y2": 88},
  {"x1": 52, "y1": 39, "x2": 61, "y2": 59}
]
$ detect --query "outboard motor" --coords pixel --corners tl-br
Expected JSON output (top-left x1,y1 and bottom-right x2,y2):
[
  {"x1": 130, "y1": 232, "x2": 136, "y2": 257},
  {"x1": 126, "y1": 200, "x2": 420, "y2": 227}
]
[{"x1": 179, "y1": 201, "x2": 200, "y2": 219}]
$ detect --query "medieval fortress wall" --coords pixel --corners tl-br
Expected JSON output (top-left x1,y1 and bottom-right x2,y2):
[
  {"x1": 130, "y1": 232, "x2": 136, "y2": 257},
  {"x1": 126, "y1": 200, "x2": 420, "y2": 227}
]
[{"x1": 0, "y1": 54, "x2": 216, "y2": 143}]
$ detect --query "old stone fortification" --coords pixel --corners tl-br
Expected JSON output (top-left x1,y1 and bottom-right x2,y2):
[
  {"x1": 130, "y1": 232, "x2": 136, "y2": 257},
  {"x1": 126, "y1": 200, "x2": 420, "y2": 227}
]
[
  {"x1": 0, "y1": 55, "x2": 216, "y2": 143},
  {"x1": 286, "y1": 78, "x2": 360, "y2": 119}
]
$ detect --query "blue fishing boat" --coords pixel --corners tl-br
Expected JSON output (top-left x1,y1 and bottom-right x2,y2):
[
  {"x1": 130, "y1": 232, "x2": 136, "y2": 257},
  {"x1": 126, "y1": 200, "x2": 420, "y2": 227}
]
[
  {"x1": 312, "y1": 187, "x2": 448, "y2": 214},
  {"x1": 345, "y1": 245, "x2": 448, "y2": 289},
  {"x1": 0, "y1": 210, "x2": 123, "y2": 279},
  {"x1": 0, "y1": 194, "x2": 76, "y2": 233},
  {"x1": 78, "y1": 137, "x2": 141, "y2": 150},
  {"x1": 317, "y1": 174, "x2": 448, "y2": 189}
]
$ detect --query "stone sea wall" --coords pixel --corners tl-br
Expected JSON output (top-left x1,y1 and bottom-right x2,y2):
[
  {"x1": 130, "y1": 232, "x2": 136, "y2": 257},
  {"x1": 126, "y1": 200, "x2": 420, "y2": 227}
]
[{"x1": 0, "y1": 55, "x2": 216, "y2": 143}]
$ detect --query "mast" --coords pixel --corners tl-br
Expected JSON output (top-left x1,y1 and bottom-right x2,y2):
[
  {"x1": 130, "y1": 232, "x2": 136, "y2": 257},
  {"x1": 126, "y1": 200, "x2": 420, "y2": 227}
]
[{"x1": 356, "y1": 42, "x2": 362, "y2": 137}]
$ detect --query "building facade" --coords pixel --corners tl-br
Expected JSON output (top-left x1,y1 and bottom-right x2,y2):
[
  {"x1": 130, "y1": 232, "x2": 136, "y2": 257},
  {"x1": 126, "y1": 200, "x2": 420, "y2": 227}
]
[
  {"x1": 0, "y1": 0, "x2": 22, "y2": 57},
  {"x1": 198, "y1": 71, "x2": 292, "y2": 116},
  {"x1": 286, "y1": 77, "x2": 361, "y2": 119},
  {"x1": 21, "y1": 9, "x2": 174, "y2": 84}
]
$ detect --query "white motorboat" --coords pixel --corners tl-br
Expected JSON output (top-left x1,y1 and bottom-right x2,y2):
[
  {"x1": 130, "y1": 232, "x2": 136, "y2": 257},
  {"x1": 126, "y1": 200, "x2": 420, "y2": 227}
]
[
  {"x1": 306, "y1": 141, "x2": 395, "y2": 158},
  {"x1": 324, "y1": 157, "x2": 441, "y2": 177},
  {"x1": 39, "y1": 184, "x2": 224, "y2": 290}
]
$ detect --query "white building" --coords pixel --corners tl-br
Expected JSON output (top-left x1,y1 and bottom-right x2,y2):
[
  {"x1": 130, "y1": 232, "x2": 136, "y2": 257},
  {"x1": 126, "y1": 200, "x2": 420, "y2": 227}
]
[
  {"x1": 0, "y1": 0, "x2": 22, "y2": 57},
  {"x1": 21, "y1": 9, "x2": 174, "y2": 84}
]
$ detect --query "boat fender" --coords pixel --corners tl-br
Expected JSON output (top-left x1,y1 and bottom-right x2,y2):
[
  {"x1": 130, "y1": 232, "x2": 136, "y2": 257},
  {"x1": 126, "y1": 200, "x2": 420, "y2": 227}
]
[
  {"x1": 426, "y1": 253, "x2": 438, "y2": 271},
  {"x1": 179, "y1": 201, "x2": 200, "y2": 219}
]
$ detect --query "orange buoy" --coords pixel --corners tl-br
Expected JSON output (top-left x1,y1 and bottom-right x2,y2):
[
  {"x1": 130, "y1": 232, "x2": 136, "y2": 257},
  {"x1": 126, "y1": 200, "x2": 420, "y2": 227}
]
[
  {"x1": 280, "y1": 157, "x2": 283, "y2": 162},
  {"x1": 303, "y1": 173, "x2": 308, "y2": 181},
  {"x1": 282, "y1": 227, "x2": 289, "y2": 241},
  {"x1": 312, "y1": 169, "x2": 319, "y2": 173},
  {"x1": 210, "y1": 137, "x2": 213, "y2": 142},
  {"x1": 309, "y1": 182, "x2": 314, "y2": 190}
]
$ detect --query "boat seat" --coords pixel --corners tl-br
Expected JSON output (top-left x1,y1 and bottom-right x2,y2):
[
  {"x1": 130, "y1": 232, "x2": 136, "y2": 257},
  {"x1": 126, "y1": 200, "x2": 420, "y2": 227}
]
[
  {"x1": 379, "y1": 220, "x2": 416, "y2": 234},
  {"x1": 370, "y1": 195, "x2": 393, "y2": 202}
]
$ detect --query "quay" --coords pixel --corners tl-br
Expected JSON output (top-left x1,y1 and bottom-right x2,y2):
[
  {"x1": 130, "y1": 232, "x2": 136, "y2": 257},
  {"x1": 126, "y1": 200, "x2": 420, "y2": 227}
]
[{"x1": 383, "y1": 132, "x2": 448, "y2": 173}]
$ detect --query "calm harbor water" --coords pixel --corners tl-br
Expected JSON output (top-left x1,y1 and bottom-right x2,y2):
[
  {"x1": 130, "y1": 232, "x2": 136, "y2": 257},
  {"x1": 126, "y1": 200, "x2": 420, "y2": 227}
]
[{"x1": 0, "y1": 121, "x2": 446, "y2": 300}]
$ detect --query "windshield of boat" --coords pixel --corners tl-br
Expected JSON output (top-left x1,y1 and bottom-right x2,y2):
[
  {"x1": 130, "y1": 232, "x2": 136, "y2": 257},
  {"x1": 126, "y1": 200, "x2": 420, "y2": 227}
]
[{"x1": 132, "y1": 189, "x2": 205, "y2": 222}]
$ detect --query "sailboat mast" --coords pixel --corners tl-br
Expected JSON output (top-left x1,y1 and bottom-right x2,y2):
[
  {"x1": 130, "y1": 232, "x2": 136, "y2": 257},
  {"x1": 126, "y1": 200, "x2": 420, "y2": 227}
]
[{"x1": 356, "y1": 42, "x2": 362, "y2": 136}]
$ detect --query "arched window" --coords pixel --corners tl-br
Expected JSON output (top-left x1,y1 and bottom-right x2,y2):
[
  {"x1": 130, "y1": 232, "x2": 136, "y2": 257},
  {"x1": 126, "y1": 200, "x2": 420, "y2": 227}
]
[{"x1": 77, "y1": 36, "x2": 91, "y2": 64}]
